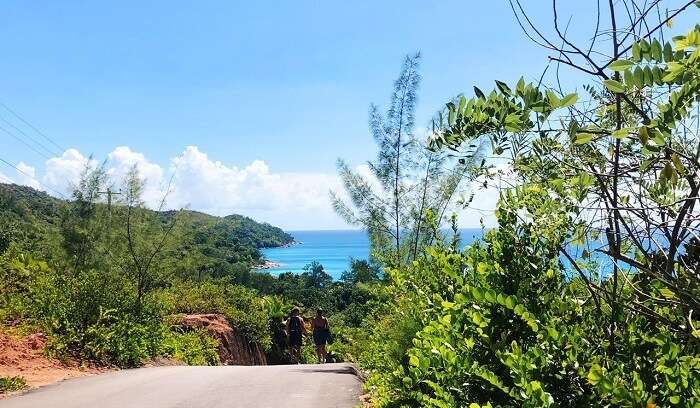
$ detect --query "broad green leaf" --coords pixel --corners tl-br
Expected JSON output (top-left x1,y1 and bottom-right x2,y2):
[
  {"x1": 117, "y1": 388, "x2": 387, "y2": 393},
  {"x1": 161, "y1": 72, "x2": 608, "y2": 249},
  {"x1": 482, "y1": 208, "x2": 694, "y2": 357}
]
[
  {"x1": 652, "y1": 66, "x2": 663, "y2": 84},
  {"x1": 546, "y1": 90, "x2": 561, "y2": 108},
  {"x1": 609, "y1": 59, "x2": 633, "y2": 71},
  {"x1": 663, "y1": 41, "x2": 674, "y2": 61},
  {"x1": 638, "y1": 126, "x2": 649, "y2": 144},
  {"x1": 643, "y1": 66, "x2": 653, "y2": 85},
  {"x1": 632, "y1": 43, "x2": 641, "y2": 61},
  {"x1": 634, "y1": 67, "x2": 645, "y2": 87},
  {"x1": 574, "y1": 132, "x2": 596, "y2": 144},
  {"x1": 640, "y1": 39, "x2": 651, "y2": 61},
  {"x1": 612, "y1": 127, "x2": 632, "y2": 139},
  {"x1": 651, "y1": 39, "x2": 662, "y2": 60},
  {"x1": 588, "y1": 365, "x2": 603, "y2": 385},
  {"x1": 559, "y1": 93, "x2": 578, "y2": 108},
  {"x1": 659, "y1": 288, "x2": 676, "y2": 299},
  {"x1": 662, "y1": 161, "x2": 675, "y2": 180},
  {"x1": 603, "y1": 79, "x2": 625, "y2": 93},
  {"x1": 484, "y1": 290, "x2": 497, "y2": 303},
  {"x1": 495, "y1": 80, "x2": 511, "y2": 95},
  {"x1": 441, "y1": 300, "x2": 455, "y2": 309},
  {"x1": 672, "y1": 153, "x2": 686, "y2": 175}
]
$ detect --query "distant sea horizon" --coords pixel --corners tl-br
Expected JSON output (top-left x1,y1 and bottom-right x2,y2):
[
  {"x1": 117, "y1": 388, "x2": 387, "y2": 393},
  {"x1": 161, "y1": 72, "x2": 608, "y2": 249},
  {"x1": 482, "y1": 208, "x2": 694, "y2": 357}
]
[{"x1": 259, "y1": 228, "x2": 486, "y2": 280}]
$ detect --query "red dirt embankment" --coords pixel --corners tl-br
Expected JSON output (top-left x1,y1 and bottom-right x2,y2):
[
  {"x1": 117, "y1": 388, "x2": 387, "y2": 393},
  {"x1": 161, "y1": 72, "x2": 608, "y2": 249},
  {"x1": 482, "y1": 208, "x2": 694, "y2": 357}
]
[
  {"x1": 1, "y1": 315, "x2": 264, "y2": 395},
  {"x1": 0, "y1": 332, "x2": 104, "y2": 392},
  {"x1": 178, "y1": 314, "x2": 267, "y2": 365}
]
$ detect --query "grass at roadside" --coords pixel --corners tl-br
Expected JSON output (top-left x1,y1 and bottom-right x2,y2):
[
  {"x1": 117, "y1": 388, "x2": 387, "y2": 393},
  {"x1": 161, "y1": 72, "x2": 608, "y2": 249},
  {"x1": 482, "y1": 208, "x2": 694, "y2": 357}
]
[{"x1": 0, "y1": 376, "x2": 27, "y2": 393}]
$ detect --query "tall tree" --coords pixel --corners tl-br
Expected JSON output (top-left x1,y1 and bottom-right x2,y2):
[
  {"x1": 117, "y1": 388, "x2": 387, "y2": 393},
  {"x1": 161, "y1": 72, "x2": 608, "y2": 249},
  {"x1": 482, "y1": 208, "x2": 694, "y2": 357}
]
[
  {"x1": 332, "y1": 54, "x2": 477, "y2": 269},
  {"x1": 430, "y1": 0, "x2": 700, "y2": 358},
  {"x1": 115, "y1": 166, "x2": 179, "y2": 312}
]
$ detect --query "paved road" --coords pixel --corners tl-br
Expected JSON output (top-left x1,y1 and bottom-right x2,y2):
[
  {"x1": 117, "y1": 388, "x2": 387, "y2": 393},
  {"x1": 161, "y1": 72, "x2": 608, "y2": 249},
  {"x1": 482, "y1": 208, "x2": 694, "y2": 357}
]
[{"x1": 0, "y1": 364, "x2": 362, "y2": 408}]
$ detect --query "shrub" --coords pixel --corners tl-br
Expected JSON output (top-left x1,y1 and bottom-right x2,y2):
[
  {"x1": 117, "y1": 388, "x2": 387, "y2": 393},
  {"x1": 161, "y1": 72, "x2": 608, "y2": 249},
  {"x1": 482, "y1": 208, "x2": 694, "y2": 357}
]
[
  {"x1": 362, "y1": 211, "x2": 700, "y2": 407},
  {"x1": 0, "y1": 376, "x2": 27, "y2": 393},
  {"x1": 162, "y1": 327, "x2": 220, "y2": 366},
  {"x1": 161, "y1": 280, "x2": 271, "y2": 349}
]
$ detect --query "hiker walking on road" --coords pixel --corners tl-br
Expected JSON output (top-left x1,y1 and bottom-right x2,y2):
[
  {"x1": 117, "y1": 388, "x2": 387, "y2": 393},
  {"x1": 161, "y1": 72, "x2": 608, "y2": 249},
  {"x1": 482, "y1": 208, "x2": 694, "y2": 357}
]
[
  {"x1": 311, "y1": 309, "x2": 331, "y2": 364},
  {"x1": 285, "y1": 307, "x2": 306, "y2": 363}
]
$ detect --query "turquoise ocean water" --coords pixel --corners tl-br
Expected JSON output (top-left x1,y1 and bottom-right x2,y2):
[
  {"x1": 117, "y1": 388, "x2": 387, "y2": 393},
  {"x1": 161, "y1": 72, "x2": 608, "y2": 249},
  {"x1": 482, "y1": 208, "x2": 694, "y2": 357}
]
[{"x1": 260, "y1": 229, "x2": 485, "y2": 280}]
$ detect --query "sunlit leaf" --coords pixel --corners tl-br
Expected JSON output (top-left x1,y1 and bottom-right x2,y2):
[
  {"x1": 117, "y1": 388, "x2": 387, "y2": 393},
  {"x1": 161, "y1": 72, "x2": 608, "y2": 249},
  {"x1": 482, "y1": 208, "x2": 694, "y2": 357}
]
[
  {"x1": 603, "y1": 79, "x2": 625, "y2": 93},
  {"x1": 609, "y1": 59, "x2": 633, "y2": 71}
]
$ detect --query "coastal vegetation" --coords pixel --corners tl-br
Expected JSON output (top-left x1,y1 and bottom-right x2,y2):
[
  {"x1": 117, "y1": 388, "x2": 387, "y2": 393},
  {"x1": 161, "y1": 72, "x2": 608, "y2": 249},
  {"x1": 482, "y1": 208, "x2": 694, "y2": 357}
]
[
  {"x1": 0, "y1": 177, "x2": 382, "y2": 368},
  {"x1": 1, "y1": 1, "x2": 699, "y2": 406},
  {"x1": 341, "y1": 2, "x2": 700, "y2": 407},
  {"x1": 332, "y1": 53, "x2": 480, "y2": 269},
  {"x1": 0, "y1": 172, "x2": 295, "y2": 367}
]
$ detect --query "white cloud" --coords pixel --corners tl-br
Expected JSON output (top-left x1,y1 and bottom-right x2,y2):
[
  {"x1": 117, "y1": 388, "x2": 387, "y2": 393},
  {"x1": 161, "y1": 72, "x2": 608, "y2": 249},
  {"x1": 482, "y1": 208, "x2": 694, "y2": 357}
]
[
  {"x1": 106, "y1": 146, "x2": 164, "y2": 206},
  {"x1": 455, "y1": 162, "x2": 515, "y2": 228},
  {"x1": 7, "y1": 145, "x2": 501, "y2": 230},
  {"x1": 0, "y1": 170, "x2": 11, "y2": 184},
  {"x1": 15, "y1": 162, "x2": 41, "y2": 189},
  {"x1": 0, "y1": 161, "x2": 41, "y2": 189},
  {"x1": 43, "y1": 148, "x2": 97, "y2": 195},
  {"x1": 165, "y1": 146, "x2": 343, "y2": 229}
]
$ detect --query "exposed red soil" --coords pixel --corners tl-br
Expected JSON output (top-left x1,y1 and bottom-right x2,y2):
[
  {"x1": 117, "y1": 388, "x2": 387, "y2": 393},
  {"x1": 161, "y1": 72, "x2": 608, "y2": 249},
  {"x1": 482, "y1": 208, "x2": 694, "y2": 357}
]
[{"x1": 0, "y1": 331, "x2": 106, "y2": 394}]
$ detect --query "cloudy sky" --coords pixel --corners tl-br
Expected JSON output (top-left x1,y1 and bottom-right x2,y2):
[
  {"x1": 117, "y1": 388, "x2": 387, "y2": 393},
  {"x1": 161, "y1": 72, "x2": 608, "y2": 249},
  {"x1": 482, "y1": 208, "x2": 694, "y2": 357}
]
[
  {"x1": 0, "y1": 1, "x2": 692, "y2": 229},
  {"x1": 0, "y1": 145, "x2": 501, "y2": 230}
]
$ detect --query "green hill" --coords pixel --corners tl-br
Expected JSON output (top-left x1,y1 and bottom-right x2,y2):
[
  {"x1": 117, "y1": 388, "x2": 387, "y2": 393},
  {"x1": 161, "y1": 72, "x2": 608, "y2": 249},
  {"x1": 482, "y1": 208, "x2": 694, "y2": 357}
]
[{"x1": 0, "y1": 183, "x2": 293, "y2": 272}]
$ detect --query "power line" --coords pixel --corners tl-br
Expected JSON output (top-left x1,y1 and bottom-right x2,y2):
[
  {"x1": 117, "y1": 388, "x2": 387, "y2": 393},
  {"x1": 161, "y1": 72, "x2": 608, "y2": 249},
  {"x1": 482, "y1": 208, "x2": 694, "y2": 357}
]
[
  {"x1": 0, "y1": 155, "x2": 66, "y2": 198},
  {"x1": 0, "y1": 115, "x2": 61, "y2": 157},
  {"x1": 0, "y1": 124, "x2": 55, "y2": 161},
  {"x1": 0, "y1": 171, "x2": 13, "y2": 184},
  {"x1": 0, "y1": 102, "x2": 66, "y2": 153}
]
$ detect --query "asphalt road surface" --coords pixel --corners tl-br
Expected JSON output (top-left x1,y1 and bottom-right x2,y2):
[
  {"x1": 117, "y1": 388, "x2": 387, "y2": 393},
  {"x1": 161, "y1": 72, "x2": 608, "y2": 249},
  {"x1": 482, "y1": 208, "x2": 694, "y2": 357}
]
[{"x1": 0, "y1": 364, "x2": 362, "y2": 408}]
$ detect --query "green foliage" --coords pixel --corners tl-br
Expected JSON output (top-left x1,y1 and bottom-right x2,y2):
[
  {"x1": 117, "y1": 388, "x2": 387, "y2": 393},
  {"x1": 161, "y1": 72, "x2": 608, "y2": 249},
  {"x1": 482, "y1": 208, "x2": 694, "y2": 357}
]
[
  {"x1": 162, "y1": 327, "x2": 220, "y2": 366},
  {"x1": 161, "y1": 280, "x2": 271, "y2": 349},
  {"x1": 363, "y1": 211, "x2": 700, "y2": 406},
  {"x1": 332, "y1": 53, "x2": 479, "y2": 269},
  {"x1": 73, "y1": 309, "x2": 167, "y2": 367},
  {"x1": 0, "y1": 376, "x2": 27, "y2": 393},
  {"x1": 392, "y1": 16, "x2": 700, "y2": 408},
  {"x1": 0, "y1": 182, "x2": 292, "y2": 276},
  {"x1": 0, "y1": 166, "x2": 292, "y2": 368},
  {"x1": 341, "y1": 258, "x2": 382, "y2": 284}
]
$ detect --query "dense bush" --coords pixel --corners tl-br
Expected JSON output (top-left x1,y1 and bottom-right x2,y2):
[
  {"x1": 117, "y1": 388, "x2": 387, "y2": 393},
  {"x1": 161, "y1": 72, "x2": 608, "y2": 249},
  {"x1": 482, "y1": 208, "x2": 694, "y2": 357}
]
[
  {"x1": 160, "y1": 280, "x2": 271, "y2": 349},
  {"x1": 161, "y1": 327, "x2": 220, "y2": 366},
  {"x1": 361, "y1": 206, "x2": 700, "y2": 406},
  {"x1": 0, "y1": 170, "x2": 289, "y2": 367}
]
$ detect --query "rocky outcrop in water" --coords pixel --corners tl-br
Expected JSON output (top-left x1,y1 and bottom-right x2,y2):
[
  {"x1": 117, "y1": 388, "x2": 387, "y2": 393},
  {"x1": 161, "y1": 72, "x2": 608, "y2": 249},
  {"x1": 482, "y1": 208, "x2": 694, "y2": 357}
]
[{"x1": 178, "y1": 314, "x2": 267, "y2": 366}]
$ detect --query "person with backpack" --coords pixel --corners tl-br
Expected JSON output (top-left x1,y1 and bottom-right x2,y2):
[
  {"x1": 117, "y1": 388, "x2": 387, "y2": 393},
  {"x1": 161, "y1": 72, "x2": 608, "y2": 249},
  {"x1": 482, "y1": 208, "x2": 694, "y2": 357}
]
[
  {"x1": 311, "y1": 309, "x2": 331, "y2": 364},
  {"x1": 285, "y1": 307, "x2": 306, "y2": 363}
]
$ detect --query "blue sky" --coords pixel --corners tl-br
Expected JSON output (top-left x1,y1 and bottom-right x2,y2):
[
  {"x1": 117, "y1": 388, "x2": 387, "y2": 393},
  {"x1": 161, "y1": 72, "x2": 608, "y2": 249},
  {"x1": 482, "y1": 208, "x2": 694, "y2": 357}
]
[{"x1": 0, "y1": 1, "x2": 695, "y2": 229}]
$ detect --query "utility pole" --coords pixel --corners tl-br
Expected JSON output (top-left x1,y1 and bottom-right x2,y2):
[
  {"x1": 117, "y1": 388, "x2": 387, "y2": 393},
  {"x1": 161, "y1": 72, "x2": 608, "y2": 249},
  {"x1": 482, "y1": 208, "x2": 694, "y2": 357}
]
[{"x1": 97, "y1": 188, "x2": 121, "y2": 210}]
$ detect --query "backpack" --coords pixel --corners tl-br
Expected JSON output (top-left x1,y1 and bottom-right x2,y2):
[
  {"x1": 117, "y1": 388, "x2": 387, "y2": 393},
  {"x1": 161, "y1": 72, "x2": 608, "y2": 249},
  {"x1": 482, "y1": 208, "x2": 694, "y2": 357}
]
[{"x1": 289, "y1": 316, "x2": 302, "y2": 333}]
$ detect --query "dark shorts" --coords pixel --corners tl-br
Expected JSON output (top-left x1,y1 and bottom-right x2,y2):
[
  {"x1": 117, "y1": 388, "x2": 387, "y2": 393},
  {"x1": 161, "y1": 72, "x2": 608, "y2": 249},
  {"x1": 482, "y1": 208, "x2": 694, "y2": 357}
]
[
  {"x1": 289, "y1": 331, "x2": 303, "y2": 348},
  {"x1": 313, "y1": 329, "x2": 329, "y2": 346}
]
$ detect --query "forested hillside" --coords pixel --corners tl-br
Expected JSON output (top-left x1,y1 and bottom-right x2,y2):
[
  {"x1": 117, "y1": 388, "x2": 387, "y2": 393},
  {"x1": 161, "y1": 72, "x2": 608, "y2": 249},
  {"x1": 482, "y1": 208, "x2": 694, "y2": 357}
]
[
  {"x1": 0, "y1": 171, "x2": 380, "y2": 375},
  {"x1": 0, "y1": 183, "x2": 293, "y2": 270},
  {"x1": 0, "y1": 177, "x2": 307, "y2": 371}
]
